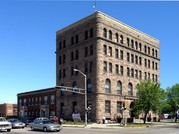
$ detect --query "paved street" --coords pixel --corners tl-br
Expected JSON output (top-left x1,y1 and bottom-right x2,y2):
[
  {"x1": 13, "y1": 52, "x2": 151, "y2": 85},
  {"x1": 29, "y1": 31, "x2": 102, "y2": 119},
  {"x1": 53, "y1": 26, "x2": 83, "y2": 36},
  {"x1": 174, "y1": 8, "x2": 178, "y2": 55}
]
[{"x1": 0, "y1": 125, "x2": 179, "y2": 134}]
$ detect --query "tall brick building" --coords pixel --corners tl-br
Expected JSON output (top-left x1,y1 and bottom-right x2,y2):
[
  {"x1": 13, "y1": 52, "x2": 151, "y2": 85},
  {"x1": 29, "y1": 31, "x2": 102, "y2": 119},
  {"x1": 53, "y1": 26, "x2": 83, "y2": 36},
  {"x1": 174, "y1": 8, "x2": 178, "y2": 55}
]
[{"x1": 56, "y1": 11, "x2": 160, "y2": 122}]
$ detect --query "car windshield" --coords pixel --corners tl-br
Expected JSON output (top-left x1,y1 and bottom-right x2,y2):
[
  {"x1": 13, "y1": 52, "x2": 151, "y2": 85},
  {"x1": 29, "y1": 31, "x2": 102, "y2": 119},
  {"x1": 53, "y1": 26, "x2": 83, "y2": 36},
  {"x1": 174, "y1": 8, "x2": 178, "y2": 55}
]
[{"x1": 0, "y1": 117, "x2": 6, "y2": 121}]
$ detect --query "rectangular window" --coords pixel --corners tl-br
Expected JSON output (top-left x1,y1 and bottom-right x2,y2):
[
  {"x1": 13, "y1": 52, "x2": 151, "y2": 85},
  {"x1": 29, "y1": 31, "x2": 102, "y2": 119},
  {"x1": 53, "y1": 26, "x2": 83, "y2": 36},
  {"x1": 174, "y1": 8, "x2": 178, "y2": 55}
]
[
  {"x1": 90, "y1": 45, "x2": 93, "y2": 55},
  {"x1": 148, "y1": 60, "x2": 150, "y2": 68},
  {"x1": 103, "y1": 61, "x2": 107, "y2": 72},
  {"x1": 120, "y1": 66, "x2": 123, "y2": 75},
  {"x1": 59, "y1": 70, "x2": 62, "y2": 79},
  {"x1": 131, "y1": 54, "x2": 134, "y2": 63},
  {"x1": 71, "y1": 52, "x2": 74, "y2": 61},
  {"x1": 63, "y1": 69, "x2": 66, "y2": 78},
  {"x1": 131, "y1": 68, "x2": 134, "y2": 77},
  {"x1": 85, "y1": 47, "x2": 88, "y2": 57},
  {"x1": 135, "y1": 55, "x2": 138, "y2": 64},
  {"x1": 50, "y1": 95, "x2": 55, "y2": 104},
  {"x1": 72, "y1": 102, "x2": 77, "y2": 113},
  {"x1": 60, "y1": 103, "x2": 64, "y2": 114},
  {"x1": 71, "y1": 67, "x2": 74, "y2": 76},
  {"x1": 103, "y1": 45, "x2": 107, "y2": 55},
  {"x1": 109, "y1": 63, "x2": 112, "y2": 73},
  {"x1": 115, "y1": 64, "x2": 119, "y2": 74},
  {"x1": 63, "y1": 55, "x2": 66, "y2": 63},
  {"x1": 59, "y1": 56, "x2": 61, "y2": 65},
  {"x1": 44, "y1": 96, "x2": 48, "y2": 105},
  {"x1": 155, "y1": 62, "x2": 158, "y2": 70},
  {"x1": 75, "y1": 35, "x2": 78, "y2": 43},
  {"x1": 139, "y1": 70, "x2": 142, "y2": 79},
  {"x1": 115, "y1": 49, "x2": 118, "y2": 59},
  {"x1": 85, "y1": 63, "x2": 88, "y2": 73},
  {"x1": 120, "y1": 50, "x2": 123, "y2": 60},
  {"x1": 117, "y1": 101, "x2": 121, "y2": 113},
  {"x1": 75, "y1": 50, "x2": 78, "y2": 60},
  {"x1": 63, "y1": 40, "x2": 66, "y2": 48},
  {"x1": 145, "y1": 59, "x2": 147, "y2": 67},
  {"x1": 105, "y1": 101, "x2": 110, "y2": 113},
  {"x1": 59, "y1": 42, "x2": 62, "y2": 50},
  {"x1": 135, "y1": 69, "x2": 138, "y2": 78},
  {"x1": 139, "y1": 57, "x2": 142, "y2": 65},
  {"x1": 90, "y1": 62, "x2": 93, "y2": 72},
  {"x1": 109, "y1": 47, "x2": 112, "y2": 57},
  {"x1": 144, "y1": 72, "x2": 147, "y2": 79}
]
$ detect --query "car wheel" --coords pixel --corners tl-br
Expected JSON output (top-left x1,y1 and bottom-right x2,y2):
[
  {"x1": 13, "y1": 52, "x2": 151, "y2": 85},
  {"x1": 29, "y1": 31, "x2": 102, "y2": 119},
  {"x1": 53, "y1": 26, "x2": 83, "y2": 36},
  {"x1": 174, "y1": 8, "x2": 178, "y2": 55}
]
[
  {"x1": 43, "y1": 127, "x2": 47, "y2": 132},
  {"x1": 31, "y1": 127, "x2": 34, "y2": 130},
  {"x1": 7, "y1": 129, "x2": 11, "y2": 132}
]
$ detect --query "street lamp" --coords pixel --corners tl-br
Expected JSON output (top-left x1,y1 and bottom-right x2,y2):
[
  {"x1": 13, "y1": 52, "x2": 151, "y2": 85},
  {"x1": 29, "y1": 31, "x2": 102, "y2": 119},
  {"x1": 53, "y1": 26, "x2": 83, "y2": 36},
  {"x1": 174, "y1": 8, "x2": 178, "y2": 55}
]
[{"x1": 74, "y1": 69, "x2": 87, "y2": 126}]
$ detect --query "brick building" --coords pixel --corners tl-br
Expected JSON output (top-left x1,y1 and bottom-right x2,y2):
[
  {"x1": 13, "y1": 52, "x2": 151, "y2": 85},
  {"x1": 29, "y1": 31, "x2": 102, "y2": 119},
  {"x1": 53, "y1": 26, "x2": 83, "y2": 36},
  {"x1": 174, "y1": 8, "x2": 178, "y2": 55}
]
[
  {"x1": 56, "y1": 11, "x2": 160, "y2": 123},
  {"x1": 0, "y1": 103, "x2": 17, "y2": 118},
  {"x1": 17, "y1": 88, "x2": 56, "y2": 119}
]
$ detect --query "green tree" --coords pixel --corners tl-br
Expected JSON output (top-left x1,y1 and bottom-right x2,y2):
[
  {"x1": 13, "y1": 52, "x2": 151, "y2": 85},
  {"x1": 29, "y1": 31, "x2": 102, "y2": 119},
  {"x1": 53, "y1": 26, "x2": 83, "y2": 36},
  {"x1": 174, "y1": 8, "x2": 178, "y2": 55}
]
[
  {"x1": 133, "y1": 79, "x2": 164, "y2": 124},
  {"x1": 166, "y1": 84, "x2": 179, "y2": 122}
]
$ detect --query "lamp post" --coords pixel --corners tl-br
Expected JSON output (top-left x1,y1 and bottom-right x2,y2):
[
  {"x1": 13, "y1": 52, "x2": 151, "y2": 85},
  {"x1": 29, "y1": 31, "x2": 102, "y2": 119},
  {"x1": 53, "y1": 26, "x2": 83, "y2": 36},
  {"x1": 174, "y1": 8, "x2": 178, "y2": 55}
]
[{"x1": 74, "y1": 69, "x2": 87, "y2": 126}]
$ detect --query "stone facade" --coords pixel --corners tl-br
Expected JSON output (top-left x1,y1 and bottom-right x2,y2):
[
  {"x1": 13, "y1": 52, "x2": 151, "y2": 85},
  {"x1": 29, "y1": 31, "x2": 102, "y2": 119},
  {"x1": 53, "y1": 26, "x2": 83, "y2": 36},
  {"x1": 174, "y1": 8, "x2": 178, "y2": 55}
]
[{"x1": 56, "y1": 11, "x2": 160, "y2": 123}]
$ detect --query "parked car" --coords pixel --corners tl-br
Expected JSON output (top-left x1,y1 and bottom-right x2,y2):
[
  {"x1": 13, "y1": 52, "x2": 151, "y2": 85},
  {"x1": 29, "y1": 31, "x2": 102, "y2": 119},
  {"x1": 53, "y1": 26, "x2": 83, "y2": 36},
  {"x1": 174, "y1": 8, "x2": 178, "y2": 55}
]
[
  {"x1": 0, "y1": 117, "x2": 12, "y2": 132},
  {"x1": 7, "y1": 118, "x2": 25, "y2": 128},
  {"x1": 19, "y1": 117, "x2": 34, "y2": 126},
  {"x1": 29, "y1": 119, "x2": 62, "y2": 132}
]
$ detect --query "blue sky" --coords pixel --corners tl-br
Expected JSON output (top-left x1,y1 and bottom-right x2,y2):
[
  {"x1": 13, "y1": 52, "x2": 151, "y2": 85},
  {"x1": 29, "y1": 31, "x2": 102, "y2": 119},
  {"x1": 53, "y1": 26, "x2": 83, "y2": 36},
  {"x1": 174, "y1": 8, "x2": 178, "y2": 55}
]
[{"x1": 0, "y1": 1, "x2": 179, "y2": 103}]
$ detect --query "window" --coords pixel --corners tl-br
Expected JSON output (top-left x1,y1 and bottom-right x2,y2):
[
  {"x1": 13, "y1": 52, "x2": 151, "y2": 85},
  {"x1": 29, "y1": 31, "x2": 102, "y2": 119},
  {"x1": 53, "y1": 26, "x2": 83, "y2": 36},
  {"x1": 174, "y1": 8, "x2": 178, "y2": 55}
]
[
  {"x1": 139, "y1": 43, "x2": 142, "y2": 51},
  {"x1": 90, "y1": 62, "x2": 93, "y2": 72},
  {"x1": 155, "y1": 75, "x2": 158, "y2": 82},
  {"x1": 50, "y1": 95, "x2": 55, "y2": 104},
  {"x1": 103, "y1": 45, "x2": 107, "y2": 55},
  {"x1": 148, "y1": 47, "x2": 150, "y2": 55},
  {"x1": 63, "y1": 54, "x2": 66, "y2": 63},
  {"x1": 71, "y1": 52, "x2": 74, "y2": 61},
  {"x1": 103, "y1": 61, "x2": 107, "y2": 72},
  {"x1": 117, "y1": 101, "x2": 122, "y2": 113},
  {"x1": 71, "y1": 66, "x2": 74, "y2": 76},
  {"x1": 44, "y1": 96, "x2": 48, "y2": 105},
  {"x1": 90, "y1": 28, "x2": 93, "y2": 38},
  {"x1": 148, "y1": 73, "x2": 150, "y2": 79},
  {"x1": 139, "y1": 57, "x2": 142, "y2": 65},
  {"x1": 127, "y1": 38, "x2": 130, "y2": 47},
  {"x1": 59, "y1": 70, "x2": 62, "y2": 79},
  {"x1": 131, "y1": 54, "x2": 134, "y2": 63},
  {"x1": 139, "y1": 70, "x2": 142, "y2": 79},
  {"x1": 115, "y1": 64, "x2": 119, "y2": 74},
  {"x1": 120, "y1": 35, "x2": 123, "y2": 44},
  {"x1": 109, "y1": 30, "x2": 112, "y2": 40},
  {"x1": 85, "y1": 63, "x2": 88, "y2": 73},
  {"x1": 103, "y1": 28, "x2": 107, "y2": 38},
  {"x1": 128, "y1": 83, "x2": 133, "y2": 96},
  {"x1": 115, "y1": 33, "x2": 118, "y2": 42},
  {"x1": 87, "y1": 79, "x2": 92, "y2": 93},
  {"x1": 59, "y1": 42, "x2": 62, "y2": 50},
  {"x1": 135, "y1": 55, "x2": 138, "y2": 64},
  {"x1": 115, "y1": 49, "x2": 119, "y2": 58},
  {"x1": 71, "y1": 36, "x2": 74, "y2": 45},
  {"x1": 60, "y1": 103, "x2": 64, "y2": 114},
  {"x1": 90, "y1": 45, "x2": 93, "y2": 55},
  {"x1": 105, "y1": 79, "x2": 111, "y2": 93},
  {"x1": 109, "y1": 47, "x2": 112, "y2": 56},
  {"x1": 85, "y1": 47, "x2": 88, "y2": 57},
  {"x1": 85, "y1": 30, "x2": 88, "y2": 40},
  {"x1": 72, "y1": 101, "x2": 77, "y2": 113},
  {"x1": 60, "y1": 84, "x2": 64, "y2": 96},
  {"x1": 59, "y1": 56, "x2": 61, "y2": 65},
  {"x1": 127, "y1": 52, "x2": 130, "y2": 62},
  {"x1": 131, "y1": 40, "x2": 134, "y2": 48},
  {"x1": 63, "y1": 40, "x2": 66, "y2": 48},
  {"x1": 155, "y1": 50, "x2": 158, "y2": 57},
  {"x1": 152, "y1": 49, "x2": 154, "y2": 57},
  {"x1": 148, "y1": 60, "x2": 150, "y2": 68},
  {"x1": 144, "y1": 59, "x2": 147, "y2": 67},
  {"x1": 131, "y1": 68, "x2": 134, "y2": 77},
  {"x1": 63, "y1": 69, "x2": 66, "y2": 78},
  {"x1": 120, "y1": 50, "x2": 123, "y2": 60},
  {"x1": 109, "y1": 63, "x2": 112, "y2": 73},
  {"x1": 135, "y1": 41, "x2": 138, "y2": 50},
  {"x1": 127, "y1": 67, "x2": 130, "y2": 77},
  {"x1": 152, "y1": 74, "x2": 155, "y2": 82},
  {"x1": 105, "y1": 100, "x2": 110, "y2": 113},
  {"x1": 75, "y1": 35, "x2": 79, "y2": 43},
  {"x1": 155, "y1": 62, "x2": 158, "y2": 70},
  {"x1": 117, "y1": 81, "x2": 122, "y2": 95},
  {"x1": 135, "y1": 69, "x2": 138, "y2": 78},
  {"x1": 120, "y1": 66, "x2": 123, "y2": 75},
  {"x1": 144, "y1": 72, "x2": 147, "y2": 79},
  {"x1": 136, "y1": 88, "x2": 139, "y2": 97},
  {"x1": 144, "y1": 45, "x2": 147, "y2": 53},
  {"x1": 75, "y1": 50, "x2": 79, "y2": 60}
]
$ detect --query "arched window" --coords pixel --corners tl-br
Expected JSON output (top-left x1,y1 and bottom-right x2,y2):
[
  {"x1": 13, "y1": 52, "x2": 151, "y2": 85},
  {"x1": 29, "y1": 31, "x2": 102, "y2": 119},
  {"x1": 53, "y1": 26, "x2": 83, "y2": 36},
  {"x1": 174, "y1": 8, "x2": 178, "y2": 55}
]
[
  {"x1": 155, "y1": 50, "x2": 158, "y2": 57},
  {"x1": 103, "y1": 28, "x2": 107, "y2": 38},
  {"x1": 128, "y1": 83, "x2": 133, "y2": 96},
  {"x1": 72, "y1": 81, "x2": 77, "y2": 95},
  {"x1": 109, "y1": 30, "x2": 112, "y2": 40},
  {"x1": 105, "y1": 79, "x2": 111, "y2": 93},
  {"x1": 127, "y1": 38, "x2": 130, "y2": 47},
  {"x1": 120, "y1": 35, "x2": 123, "y2": 44},
  {"x1": 131, "y1": 40, "x2": 134, "y2": 48},
  {"x1": 152, "y1": 48, "x2": 154, "y2": 56},
  {"x1": 135, "y1": 41, "x2": 138, "y2": 50},
  {"x1": 139, "y1": 43, "x2": 142, "y2": 51},
  {"x1": 148, "y1": 47, "x2": 150, "y2": 55},
  {"x1": 115, "y1": 33, "x2": 119, "y2": 42},
  {"x1": 144, "y1": 45, "x2": 147, "y2": 53},
  {"x1": 117, "y1": 81, "x2": 122, "y2": 95},
  {"x1": 87, "y1": 79, "x2": 92, "y2": 93}
]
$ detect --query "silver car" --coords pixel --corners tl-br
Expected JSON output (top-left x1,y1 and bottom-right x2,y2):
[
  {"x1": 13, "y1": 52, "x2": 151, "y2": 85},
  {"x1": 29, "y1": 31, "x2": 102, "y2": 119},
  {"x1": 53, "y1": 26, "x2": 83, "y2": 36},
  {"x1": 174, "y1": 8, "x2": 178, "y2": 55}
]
[
  {"x1": 29, "y1": 119, "x2": 62, "y2": 132},
  {"x1": 7, "y1": 119, "x2": 25, "y2": 128}
]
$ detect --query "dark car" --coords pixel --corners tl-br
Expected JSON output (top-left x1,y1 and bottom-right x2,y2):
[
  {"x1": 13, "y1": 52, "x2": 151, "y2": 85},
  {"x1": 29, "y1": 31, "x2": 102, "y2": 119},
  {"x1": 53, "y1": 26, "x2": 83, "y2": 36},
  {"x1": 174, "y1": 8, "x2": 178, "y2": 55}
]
[{"x1": 19, "y1": 117, "x2": 34, "y2": 126}]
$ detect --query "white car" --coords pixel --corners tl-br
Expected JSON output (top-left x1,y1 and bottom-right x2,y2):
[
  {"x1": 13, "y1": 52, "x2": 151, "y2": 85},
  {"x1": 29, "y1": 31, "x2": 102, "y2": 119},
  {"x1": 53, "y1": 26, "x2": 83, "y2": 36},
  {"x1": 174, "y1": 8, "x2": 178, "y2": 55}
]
[{"x1": 0, "y1": 117, "x2": 12, "y2": 132}]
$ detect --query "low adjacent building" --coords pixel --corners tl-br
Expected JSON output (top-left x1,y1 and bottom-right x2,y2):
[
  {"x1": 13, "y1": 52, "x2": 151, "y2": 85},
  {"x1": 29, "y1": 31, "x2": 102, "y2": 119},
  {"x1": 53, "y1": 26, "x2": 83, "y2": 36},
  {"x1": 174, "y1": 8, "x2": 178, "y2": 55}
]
[{"x1": 0, "y1": 103, "x2": 17, "y2": 118}]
